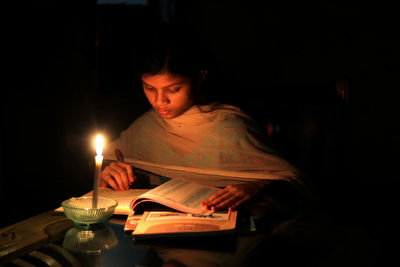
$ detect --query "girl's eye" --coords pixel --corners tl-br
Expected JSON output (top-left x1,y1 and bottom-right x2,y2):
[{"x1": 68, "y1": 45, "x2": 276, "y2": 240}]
[
  {"x1": 168, "y1": 87, "x2": 181, "y2": 94},
  {"x1": 144, "y1": 85, "x2": 154, "y2": 91}
]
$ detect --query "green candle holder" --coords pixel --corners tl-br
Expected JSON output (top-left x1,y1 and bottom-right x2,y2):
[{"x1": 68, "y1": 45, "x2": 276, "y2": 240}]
[{"x1": 61, "y1": 197, "x2": 117, "y2": 225}]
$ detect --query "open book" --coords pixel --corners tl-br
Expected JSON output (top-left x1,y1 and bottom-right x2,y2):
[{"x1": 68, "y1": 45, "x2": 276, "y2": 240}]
[
  {"x1": 130, "y1": 178, "x2": 219, "y2": 215},
  {"x1": 56, "y1": 173, "x2": 219, "y2": 216},
  {"x1": 124, "y1": 178, "x2": 239, "y2": 238}
]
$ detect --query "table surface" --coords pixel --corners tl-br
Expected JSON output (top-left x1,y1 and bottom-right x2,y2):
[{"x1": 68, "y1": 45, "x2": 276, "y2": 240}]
[
  {"x1": 0, "y1": 211, "x2": 163, "y2": 266},
  {"x1": 0, "y1": 211, "x2": 244, "y2": 266},
  {"x1": 0, "y1": 206, "x2": 378, "y2": 267}
]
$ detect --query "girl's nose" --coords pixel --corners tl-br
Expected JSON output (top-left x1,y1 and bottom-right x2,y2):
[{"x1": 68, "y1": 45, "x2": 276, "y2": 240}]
[{"x1": 155, "y1": 91, "x2": 170, "y2": 105}]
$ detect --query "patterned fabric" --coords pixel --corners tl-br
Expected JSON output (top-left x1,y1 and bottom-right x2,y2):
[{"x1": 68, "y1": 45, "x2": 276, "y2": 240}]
[{"x1": 104, "y1": 104, "x2": 307, "y2": 193}]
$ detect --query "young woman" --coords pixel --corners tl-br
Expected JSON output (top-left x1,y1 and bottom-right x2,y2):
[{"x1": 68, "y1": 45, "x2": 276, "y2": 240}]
[
  {"x1": 100, "y1": 36, "x2": 311, "y2": 212},
  {"x1": 100, "y1": 35, "x2": 316, "y2": 266}
]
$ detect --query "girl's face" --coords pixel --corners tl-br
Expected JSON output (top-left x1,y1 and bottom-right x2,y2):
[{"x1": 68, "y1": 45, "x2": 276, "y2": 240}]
[{"x1": 141, "y1": 72, "x2": 195, "y2": 119}]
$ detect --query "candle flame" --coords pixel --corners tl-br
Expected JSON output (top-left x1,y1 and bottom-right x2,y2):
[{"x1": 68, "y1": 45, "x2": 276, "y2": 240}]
[{"x1": 95, "y1": 134, "x2": 104, "y2": 156}]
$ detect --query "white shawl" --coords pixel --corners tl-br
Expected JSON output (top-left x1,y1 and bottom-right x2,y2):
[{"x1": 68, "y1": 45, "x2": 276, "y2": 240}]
[{"x1": 104, "y1": 104, "x2": 307, "y2": 193}]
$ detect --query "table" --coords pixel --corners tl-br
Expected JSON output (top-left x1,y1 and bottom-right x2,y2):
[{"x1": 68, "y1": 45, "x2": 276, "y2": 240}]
[
  {"x1": 0, "y1": 211, "x2": 269, "y2": 267},
  {"x1": 0, "y1": 211, "x2": 74, "y2": 265},
  {"x1": 1, "y1": 206, "x2": 376, "y2": 266}
]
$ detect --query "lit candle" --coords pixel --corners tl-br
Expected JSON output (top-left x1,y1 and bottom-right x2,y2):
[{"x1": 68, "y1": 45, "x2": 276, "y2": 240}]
[{"x1": 92, "y1": 134, "x2": 104, "y2": 208}]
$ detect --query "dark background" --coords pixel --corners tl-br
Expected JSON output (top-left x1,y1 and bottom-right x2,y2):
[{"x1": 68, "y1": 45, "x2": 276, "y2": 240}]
[{"x1": 2, "y1": 0, "x2": 399, "y2": 263}]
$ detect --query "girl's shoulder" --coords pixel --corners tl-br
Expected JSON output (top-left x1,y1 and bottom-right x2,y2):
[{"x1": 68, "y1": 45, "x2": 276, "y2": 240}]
[
  {"x1": 214, "y1": 104, "x2": 251, "y2": 121},
  {"x1": 201, "y1": 103, "x2": 253, "y2": 129}
]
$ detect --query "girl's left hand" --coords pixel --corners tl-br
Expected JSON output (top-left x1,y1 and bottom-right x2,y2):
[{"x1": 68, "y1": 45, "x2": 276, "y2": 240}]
[{"x1": 202, "y1": 181, "x2": 269, "y2": 211}]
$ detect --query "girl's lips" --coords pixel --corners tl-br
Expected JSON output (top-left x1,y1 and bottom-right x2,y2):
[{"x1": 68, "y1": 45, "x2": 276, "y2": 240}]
[{"x1": 158, "y1": 110, "x2": 170, "y2": 116}]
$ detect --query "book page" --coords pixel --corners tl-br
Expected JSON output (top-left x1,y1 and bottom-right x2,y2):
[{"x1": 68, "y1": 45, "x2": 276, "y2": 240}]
[{"x1": 138, "y1": 179, "x2": 219, "y2": 213}]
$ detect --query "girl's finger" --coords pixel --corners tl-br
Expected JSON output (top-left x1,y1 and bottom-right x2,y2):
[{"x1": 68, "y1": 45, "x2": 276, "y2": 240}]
[
  {"x1": 213, "y1": 194, "x2": 241, "y2": 210},
  {"x1": 109, "y1": 165, "x2": 129, "y2": 190},
  {"x1": 102, "y1": 173, "x2": 119, "y2": 191},
  {"x1": 115, "y1": 162, "x2": 135, "y2": 185},
  {"x1": 204, "y1": 190, "x2": 231, "y2": 207}
]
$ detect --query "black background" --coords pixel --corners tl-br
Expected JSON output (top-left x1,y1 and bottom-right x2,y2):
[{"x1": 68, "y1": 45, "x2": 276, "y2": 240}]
[{"x1": 2, "y1": 0, "x2": 399, "y2": 264}]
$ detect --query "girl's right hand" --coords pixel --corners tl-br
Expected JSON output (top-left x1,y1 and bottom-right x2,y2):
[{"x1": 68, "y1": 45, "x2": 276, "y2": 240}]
[{"x1": 100, "y1": 161, "x2": 136, "y2": 191}]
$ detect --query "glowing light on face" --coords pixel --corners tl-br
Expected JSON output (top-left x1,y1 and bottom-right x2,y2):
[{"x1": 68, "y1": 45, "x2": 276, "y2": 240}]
[{"x1": 141, "y1": 72, "x2": 195, "y2": 119}]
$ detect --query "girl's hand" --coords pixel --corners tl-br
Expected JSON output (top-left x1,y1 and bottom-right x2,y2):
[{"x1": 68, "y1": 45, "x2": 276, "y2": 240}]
[
  {"x1": 202, "y1": 181, "x2": 269, "y2": 211},
  {"x1": 100, "y1": 161, "x2": 136, "y2": 191}
]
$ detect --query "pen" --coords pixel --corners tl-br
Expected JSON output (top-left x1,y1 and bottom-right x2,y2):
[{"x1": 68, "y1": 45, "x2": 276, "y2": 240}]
[
  {"x1": 114, "y1": 148, "x2": 124, "y2": 162},
  {"x1": 114, "y1": 148, "x2": 134, "y2": 187}
]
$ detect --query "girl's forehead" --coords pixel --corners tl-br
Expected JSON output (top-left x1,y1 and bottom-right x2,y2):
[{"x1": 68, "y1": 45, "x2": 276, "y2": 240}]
[{"x1": 141, "y1": 72, "x2": 191, "y2": 86}]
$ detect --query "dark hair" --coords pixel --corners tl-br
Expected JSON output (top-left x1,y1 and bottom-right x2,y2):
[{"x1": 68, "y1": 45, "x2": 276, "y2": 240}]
[
  {"x1": 140, "y1": 39, "x2": 207, "y2": 77},
  {"x1": 137, "y1": 28, "x2": 220, "y2": 105}
]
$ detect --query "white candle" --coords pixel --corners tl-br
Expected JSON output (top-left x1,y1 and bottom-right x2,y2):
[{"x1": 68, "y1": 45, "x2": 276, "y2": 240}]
[{"x1": 92, "y1": 134, "x2": 104, "y2": 208}]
